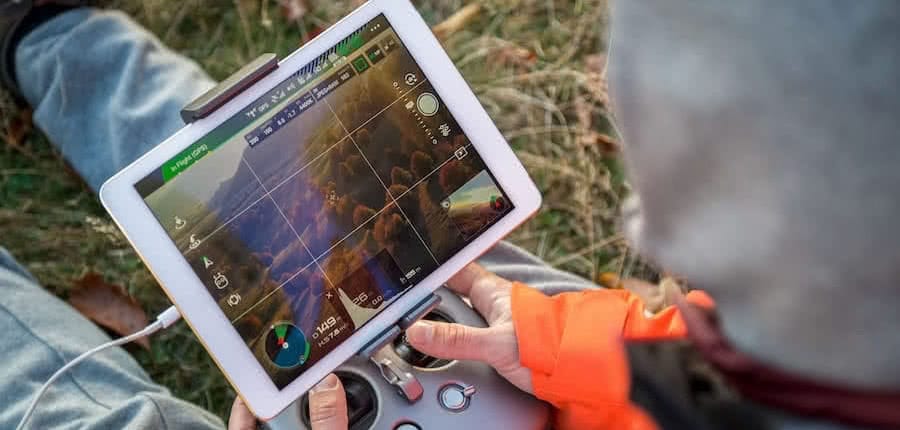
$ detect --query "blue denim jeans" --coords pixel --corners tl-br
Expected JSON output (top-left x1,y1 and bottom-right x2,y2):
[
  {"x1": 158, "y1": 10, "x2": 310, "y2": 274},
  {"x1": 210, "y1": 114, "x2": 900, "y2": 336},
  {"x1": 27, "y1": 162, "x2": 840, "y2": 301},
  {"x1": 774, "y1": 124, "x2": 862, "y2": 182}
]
[{"x1": 2, "y1": 8, "x2": 594, "y2": 429}]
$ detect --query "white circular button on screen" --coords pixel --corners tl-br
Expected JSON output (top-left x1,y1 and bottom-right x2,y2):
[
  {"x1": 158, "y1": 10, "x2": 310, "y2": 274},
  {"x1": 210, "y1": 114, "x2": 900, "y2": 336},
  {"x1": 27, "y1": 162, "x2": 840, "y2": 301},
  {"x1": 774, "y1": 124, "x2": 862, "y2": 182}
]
[
  {"x1": 394, "y1": 424, "x2": 421, "y2": 430},
  {"x1": 417, "y1": 93, "x2": 439, "y2": 117}
]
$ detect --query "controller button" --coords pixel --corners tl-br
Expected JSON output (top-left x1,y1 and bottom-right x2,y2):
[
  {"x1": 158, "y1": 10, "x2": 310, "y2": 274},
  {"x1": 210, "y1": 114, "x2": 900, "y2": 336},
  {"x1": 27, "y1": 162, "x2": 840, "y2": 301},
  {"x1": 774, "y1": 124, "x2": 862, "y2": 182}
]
[
  {"x1": 394, "y1": 423, "x2": 421, "y2": 430},
  {"x1": 439, "y1": 383, "x2": 476, "y2": 412}
]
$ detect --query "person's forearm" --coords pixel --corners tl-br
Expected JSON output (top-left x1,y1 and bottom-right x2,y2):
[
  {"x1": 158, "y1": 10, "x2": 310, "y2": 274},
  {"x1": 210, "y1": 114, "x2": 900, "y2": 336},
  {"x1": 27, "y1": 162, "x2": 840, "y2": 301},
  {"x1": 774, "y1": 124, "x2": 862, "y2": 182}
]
[{"x1": 510, "y1": 283, "x2": 711, "y2": 429}]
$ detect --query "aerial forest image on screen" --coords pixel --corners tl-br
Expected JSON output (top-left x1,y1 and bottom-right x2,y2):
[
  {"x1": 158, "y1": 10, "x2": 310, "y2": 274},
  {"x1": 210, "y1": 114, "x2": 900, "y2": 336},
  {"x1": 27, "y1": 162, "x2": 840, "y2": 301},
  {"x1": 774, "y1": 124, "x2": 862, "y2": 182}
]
[{"x1": 137, "y1": 15, "x2": 512, "y2": 388}]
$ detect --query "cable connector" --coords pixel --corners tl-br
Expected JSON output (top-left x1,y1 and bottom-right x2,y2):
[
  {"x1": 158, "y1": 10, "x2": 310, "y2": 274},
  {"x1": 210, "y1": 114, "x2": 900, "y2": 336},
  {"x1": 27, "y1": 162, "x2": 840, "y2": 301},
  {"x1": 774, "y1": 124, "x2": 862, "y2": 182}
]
[
  {"x1": 15, "y1": 305, "x2": 182, "y2": 430},
  {"x1": 156, "y1": 305, "x2": 182, "y2": 329}
]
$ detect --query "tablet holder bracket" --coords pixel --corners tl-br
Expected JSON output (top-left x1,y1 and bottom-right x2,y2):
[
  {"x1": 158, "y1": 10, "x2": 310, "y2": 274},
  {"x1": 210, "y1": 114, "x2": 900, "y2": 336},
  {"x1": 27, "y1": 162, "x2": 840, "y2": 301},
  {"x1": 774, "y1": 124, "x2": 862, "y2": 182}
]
[
  {"x1": 357, "y1": 292, "x2": 441, "y2": 403},
  {"x1": 180, "y1": 52, "x2": 279, "y2": 124}
]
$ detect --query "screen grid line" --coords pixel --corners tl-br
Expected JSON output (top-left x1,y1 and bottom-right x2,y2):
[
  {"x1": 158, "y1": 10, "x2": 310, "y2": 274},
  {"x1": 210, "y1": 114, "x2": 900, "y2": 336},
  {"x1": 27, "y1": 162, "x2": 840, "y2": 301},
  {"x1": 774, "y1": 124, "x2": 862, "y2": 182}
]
[
  {"x1": 322, "y1": 98, "x2": 441, "y2": 266},
  {"x1": 229, "y1": 147, "x2": 465, "y2": 323},
  {"x1": 239, "y1": 157, "x2": 338, "y2": 290},
  {"x1": 182, "y1": 78, "x2": 429, "y2": 257},
  {"x1": 193, "y1": 57, "x2": 455, "y2": 324}
]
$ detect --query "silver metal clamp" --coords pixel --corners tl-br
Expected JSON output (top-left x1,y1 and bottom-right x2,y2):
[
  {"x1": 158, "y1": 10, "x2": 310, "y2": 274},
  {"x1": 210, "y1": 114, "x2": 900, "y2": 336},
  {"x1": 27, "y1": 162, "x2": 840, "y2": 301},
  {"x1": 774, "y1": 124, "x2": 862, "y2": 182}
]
[{"x1": 356, "y1": 293, "x2": 441, "y2": 403}]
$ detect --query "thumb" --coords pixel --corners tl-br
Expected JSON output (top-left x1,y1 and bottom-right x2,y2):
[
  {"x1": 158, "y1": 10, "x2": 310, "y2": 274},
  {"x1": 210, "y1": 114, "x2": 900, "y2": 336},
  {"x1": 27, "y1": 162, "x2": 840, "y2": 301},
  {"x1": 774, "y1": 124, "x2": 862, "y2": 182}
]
[
  {"x1": 227, "y1": 397, "x2": 257, "y2": 430},
  {"x1": 309, "y1": 374, "x2": 349, "y2": 430},
  {"x1": 405, "y1": 320, "x2": 500, "y2": 364}
]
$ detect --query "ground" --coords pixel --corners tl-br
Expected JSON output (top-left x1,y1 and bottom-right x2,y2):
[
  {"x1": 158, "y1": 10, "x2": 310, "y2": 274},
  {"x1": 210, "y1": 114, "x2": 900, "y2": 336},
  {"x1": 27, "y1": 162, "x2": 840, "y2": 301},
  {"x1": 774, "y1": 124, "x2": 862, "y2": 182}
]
[{"x1": 0, "y1": 0, "x2": 651, "y2": 420}]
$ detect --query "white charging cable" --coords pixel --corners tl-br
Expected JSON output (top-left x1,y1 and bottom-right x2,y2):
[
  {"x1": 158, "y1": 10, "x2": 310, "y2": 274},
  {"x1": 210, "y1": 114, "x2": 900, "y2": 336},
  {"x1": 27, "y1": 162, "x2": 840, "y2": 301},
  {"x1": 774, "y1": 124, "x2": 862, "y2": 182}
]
[{"x1": 15, "y1": 305, "x2": 182, "y2": 430}]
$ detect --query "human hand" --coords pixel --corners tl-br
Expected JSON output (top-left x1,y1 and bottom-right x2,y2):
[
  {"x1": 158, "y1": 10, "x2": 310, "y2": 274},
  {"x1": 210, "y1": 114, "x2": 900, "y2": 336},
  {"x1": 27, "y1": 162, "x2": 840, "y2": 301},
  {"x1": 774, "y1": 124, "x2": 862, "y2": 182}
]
[
  {"x1": 227, "y1": 397, "x2": 257, "y2": 430},
  {"x1": 227, "y1": 263, "x2": 527, "y2": 430},
  {"x1": 405, "y1": 263, "x2": 532, "y2": 393},
  {"x1": 227, "y1": 374, "x2": 348, "y2": 430}
]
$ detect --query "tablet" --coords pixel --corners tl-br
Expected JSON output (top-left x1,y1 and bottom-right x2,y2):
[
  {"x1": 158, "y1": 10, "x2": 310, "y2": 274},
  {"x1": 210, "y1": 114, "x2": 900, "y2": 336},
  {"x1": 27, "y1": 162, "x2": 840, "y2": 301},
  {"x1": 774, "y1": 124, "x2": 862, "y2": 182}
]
[{"x1": 100, "y1": 0, "x2": 540, "y2": 419}]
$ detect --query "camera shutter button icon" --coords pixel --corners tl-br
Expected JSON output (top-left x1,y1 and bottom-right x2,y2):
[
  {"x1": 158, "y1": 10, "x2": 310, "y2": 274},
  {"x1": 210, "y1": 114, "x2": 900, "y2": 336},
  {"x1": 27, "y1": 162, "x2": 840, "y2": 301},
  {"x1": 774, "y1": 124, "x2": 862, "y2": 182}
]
[{"x1": 214, "y1": 272, "x2": 229, "y2": 290}]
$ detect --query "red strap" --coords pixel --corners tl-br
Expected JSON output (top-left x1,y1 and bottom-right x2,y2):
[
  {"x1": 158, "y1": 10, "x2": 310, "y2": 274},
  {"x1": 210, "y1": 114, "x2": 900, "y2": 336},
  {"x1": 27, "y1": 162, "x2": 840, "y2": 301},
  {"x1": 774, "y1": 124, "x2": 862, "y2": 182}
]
[{"x1": 680, "y1": 300, "x2": 900, "y2": 430}]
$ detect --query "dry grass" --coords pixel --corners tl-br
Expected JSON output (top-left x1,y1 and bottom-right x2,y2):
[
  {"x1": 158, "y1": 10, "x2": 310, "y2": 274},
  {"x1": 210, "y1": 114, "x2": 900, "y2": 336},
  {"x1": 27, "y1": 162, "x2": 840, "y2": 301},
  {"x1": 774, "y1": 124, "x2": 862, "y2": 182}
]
[{"x1": 0, "y1": 0, "x2": 651, "y2": 420}]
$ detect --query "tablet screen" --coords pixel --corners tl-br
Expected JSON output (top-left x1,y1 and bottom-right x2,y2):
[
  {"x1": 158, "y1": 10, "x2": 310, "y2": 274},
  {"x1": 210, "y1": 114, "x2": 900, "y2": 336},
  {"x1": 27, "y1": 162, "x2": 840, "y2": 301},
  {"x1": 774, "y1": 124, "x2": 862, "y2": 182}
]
[{"x1": 135, "y1": 14, "x2": 512, "y2": 389}]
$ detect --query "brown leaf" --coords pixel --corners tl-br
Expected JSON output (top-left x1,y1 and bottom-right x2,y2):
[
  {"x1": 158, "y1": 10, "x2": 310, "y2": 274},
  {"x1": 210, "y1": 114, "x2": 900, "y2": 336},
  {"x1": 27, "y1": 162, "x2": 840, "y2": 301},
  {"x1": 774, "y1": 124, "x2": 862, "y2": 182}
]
[
  {"x1": 3, "y1": 108, "x2": 34, "y2": 156},
  {"x1": 579, "y1": 131, "x2": 620, "y2": 153},
  {"x1": 492, "y1": 43, "x2": 538, "y2": 69},
  {"x1": 303, "y1": 25, "x2": 325, "y2": 43},
  {"x1": 68, "y1": 272, "x2": 150, "y2": 349},
  {"x1": 432, "y1": 3, "x2": 482, "y2": 41}
]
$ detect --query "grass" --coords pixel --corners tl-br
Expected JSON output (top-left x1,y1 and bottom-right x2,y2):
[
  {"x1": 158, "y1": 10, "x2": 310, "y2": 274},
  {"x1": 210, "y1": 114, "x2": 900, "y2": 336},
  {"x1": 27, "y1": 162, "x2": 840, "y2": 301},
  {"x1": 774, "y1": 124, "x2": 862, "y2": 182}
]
[{"x1": 0, "y1": 0, "x2": 646, "y2": 421}]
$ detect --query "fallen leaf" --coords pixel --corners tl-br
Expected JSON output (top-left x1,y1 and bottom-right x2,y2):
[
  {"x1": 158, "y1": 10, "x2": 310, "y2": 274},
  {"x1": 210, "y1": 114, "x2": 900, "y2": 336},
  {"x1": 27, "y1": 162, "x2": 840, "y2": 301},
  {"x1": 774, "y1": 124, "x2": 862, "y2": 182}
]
[
  {"x1": 69, "y1": 272, "x2": 150, "y2": 349},
  {"x1": 432, "y1": 3, "x2": 482, "y2": 41},
  {"x1": 492, "y1": 43, "x2": 538, "y2": 69},
  {"x1": 303, "y1": 25, "x2": 325, "y2": 43},
  {"x1": 580, "y1": 130, "x2": 620, "y2": 153},
  {"x1": 3, "y1": 108, "x2": 34, "y2": 157}
]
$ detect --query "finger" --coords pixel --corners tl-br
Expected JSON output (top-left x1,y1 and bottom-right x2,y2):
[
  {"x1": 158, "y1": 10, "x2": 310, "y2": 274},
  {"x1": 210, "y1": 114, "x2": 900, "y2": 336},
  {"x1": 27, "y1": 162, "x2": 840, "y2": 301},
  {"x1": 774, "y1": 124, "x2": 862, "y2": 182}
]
[
  {"x1": 446, "y1": 263, "x2": 491, "y2": 296},
  {"x1": 447, "y1": 263, "x2": 512, "y2": 319},
  {"x1": 309, "y1": 374, "x2": 349, "y2": 430},
  {"x1": 659, "y1": 277, "x2": 686, "y2": 308},
  {"x1": 405, "y1": 320, "x2": 504, "y2": 364},
  {"x1": 228, "y1": 397, "x2": 257, "y2": 430}
]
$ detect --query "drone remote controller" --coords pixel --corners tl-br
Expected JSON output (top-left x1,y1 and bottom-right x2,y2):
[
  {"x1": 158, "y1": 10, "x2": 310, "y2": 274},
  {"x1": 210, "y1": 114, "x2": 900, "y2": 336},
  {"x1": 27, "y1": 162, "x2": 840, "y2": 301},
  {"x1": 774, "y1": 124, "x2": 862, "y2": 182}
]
[{"x1": 264, "y1": 287, "x2": 549, "y2": 430}]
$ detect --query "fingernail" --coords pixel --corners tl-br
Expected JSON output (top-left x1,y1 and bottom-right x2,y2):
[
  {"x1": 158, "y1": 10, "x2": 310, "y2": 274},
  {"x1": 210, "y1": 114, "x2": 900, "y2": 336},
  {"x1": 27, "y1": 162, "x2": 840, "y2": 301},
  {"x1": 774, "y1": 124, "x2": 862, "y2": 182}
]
[
  {"x1": 407, "y1": 321, "x2": 434, "y2": 344},
  {"x1": 313, "y1": 374, "x2": 339, "y2": 392}
]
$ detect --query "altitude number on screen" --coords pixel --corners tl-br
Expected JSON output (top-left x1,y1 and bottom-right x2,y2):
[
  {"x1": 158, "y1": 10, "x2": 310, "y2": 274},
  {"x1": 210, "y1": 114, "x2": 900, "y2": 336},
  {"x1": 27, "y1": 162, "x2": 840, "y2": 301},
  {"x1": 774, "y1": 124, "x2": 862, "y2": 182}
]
[
  {"x1": 352, "y1": 292, "x2": 384, "y2": 307},
  {"x1": 314, "y1": 316, "x2": 350, "y2": 348}
]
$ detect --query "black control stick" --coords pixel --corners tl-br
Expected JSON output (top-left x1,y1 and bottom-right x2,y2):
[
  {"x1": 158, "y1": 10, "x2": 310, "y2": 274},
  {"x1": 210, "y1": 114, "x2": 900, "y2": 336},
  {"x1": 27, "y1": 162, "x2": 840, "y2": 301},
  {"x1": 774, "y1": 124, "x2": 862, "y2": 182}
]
[
  {"x1": 301, "y1": 372, "x2": 377, "y2": 430},
  {"x1": 392, "y1": 312, "x2": 453, "y2": 369}
]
